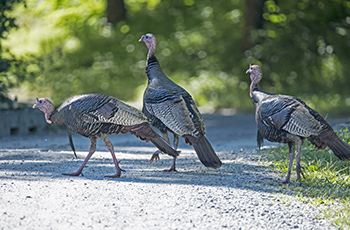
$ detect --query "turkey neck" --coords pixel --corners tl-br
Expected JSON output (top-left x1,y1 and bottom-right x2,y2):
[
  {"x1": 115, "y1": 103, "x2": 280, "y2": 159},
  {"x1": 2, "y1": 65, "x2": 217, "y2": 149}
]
[
  {"x1": 250, "y1": 73, "x2": 273, "y2": 108},
  {"x1": 250, "y1": 77, "x2": 260, "y2": 105},
  {"x1": 146, "y1": 38, "x2": 157, "y2": 65},
  {"x1": 250, "y1": 89, "x2": 266, "y2": 106},
  {"x1": 250, "y1": 72, "x2": 261, "y2": 98},
  {"x1": 48, "y1": 109, "x2": 67, "y2": 126},
  {"x1": 146, "y1": 55, "x2": 174, "y2": 86}
]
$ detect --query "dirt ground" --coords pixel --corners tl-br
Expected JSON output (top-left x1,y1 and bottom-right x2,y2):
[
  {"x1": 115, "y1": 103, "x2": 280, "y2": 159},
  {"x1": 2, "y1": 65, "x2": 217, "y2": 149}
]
[{"x1": 1, "y1": 112, "x2": 346, "y2": 229}]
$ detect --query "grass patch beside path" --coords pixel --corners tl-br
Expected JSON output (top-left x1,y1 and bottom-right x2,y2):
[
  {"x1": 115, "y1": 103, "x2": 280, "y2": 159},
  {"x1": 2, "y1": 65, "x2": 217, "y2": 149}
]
[{"x1": 259, "y1": 127, "x2": 350, "y2": 229}]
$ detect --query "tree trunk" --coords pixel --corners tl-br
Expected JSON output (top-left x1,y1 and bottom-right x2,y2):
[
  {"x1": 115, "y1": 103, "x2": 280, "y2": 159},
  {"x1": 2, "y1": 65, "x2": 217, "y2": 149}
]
[
  {"x1": 241, "y1": 0, "x2": 265, "y2": 52},
  {"x1": 106, "y1": 0, "x2": 126, "y2": 25}
]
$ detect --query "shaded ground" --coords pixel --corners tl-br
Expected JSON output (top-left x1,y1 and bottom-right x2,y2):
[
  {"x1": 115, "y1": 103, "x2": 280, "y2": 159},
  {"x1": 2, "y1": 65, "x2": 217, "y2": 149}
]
[{"x1": 0, "y1": 112, "x2": 343, "y2": 229}]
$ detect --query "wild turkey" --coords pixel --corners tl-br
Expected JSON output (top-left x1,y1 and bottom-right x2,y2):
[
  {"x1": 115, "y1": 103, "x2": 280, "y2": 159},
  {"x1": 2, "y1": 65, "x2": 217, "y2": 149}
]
[
  {"x1": 247, "y1": 64, "x2": 350, "y2": 183},
  {"x1": 139, "y1": 33, "x2": 222, "y2": 171},
  {"x1": 33, "y1": 93, "x2": 179, "y2": 178}
]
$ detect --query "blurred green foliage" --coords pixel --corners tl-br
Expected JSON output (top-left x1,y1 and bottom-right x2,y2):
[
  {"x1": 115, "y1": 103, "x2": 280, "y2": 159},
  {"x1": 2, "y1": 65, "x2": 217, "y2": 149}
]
[
  {"x1": 249, "y1": 0, "x2": 350, "y2": 114},
  {"x1": 2, "y1": 0, "x2": 350, "y2": 114},
  {"x1": 0, "y1": 0, "x2": 24, "y2": 103}
]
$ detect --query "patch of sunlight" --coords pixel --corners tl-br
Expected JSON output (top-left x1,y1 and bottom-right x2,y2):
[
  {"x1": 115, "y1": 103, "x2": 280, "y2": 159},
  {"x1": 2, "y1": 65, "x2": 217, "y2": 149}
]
[
  {"x1": 3, "y1": 0, "x2": 105, "y2": 58},
  {"x1": 183, "y1": 0, "x2": 194, "y2": 6},
  {"x1": 3, "y1": 26, "x2": 67, "y2": 58},
  {"x1": 126, "y1": 0, "x2": 161, "y2": 11},
  {"x1": 120, "y1": 25, "x2": 130, "y2": 34},
  {"x1": 8, "y1": 83, "x2": 52, "y2": 104},
  {"x1": 63, "y1": 37, "x2": 81, "y2": 53}
]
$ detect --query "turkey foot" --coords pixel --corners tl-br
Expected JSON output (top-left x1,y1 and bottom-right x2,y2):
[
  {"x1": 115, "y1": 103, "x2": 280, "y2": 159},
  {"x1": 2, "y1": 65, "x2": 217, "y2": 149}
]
[
  {"x1": 62, "y1": 140, "x2": 96, "y2": 177},
  {"x1": 280, "y1": 178, "x2": 290, "y2": 184},
  {"x1": 279, "y1": 169, "x2": 305, "y2": 184},
  {"x1": 296, "y1": 165, "x2": 306, "y2": 184},
  {"x1": 149, "y1": 150, "x2": 161, "y2": 163},
  {"x1": 280, "y1": 166, "x2": 305, "y2": 184},
  {"x1": 105, "y1": 167, "x2": 125, "y2": 178},
  {"x1": 164, "y1": 158, "x2": 177, "y2": 172},
  {"x1": 62, "y1": 171, "x2": 84, "y2": 177}
]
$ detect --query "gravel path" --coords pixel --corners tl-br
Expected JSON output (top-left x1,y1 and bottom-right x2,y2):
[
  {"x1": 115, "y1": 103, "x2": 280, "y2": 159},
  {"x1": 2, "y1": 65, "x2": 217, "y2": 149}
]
[{"x1": 0, "y1": 113, "x2": 338, "y2": 229}]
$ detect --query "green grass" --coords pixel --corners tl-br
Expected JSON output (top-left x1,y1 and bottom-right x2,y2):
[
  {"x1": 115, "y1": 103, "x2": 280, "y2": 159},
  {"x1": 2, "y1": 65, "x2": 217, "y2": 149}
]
[{"x1": 259, "y1": 127, "x2": 350, "y2": 229}]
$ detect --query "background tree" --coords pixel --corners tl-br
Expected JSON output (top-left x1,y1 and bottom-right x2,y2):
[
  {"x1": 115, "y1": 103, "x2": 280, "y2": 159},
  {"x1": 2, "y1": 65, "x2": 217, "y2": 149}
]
[
  {"x1": 241, "y1": 0, "x2": 265, "y2": 52},
  {"x1": 0, "y1": 0, "x2": 25, "y2": 107},
  {"x1": 247, "y1": 0, "x2": 350, "y2": 112},
  {"x1": 106, "y1": 0, "x2": 126, "y2": 25}
]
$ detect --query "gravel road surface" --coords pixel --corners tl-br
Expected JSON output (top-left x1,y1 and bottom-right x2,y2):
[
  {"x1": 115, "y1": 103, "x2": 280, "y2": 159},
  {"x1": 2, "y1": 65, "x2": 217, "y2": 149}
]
[{"x1": 0, "y1": 112, "x2": 339, "y2": 229}]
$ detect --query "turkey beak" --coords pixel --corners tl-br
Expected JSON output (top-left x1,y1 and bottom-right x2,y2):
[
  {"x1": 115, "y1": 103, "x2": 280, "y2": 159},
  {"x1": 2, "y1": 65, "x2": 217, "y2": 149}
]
[
  {"x1": 246, "y1": 64, "x2": 252, "y2": 74},
  {"x1": 32, "y1": 98, "x2": 39, "y2": 109},
  {"x1": 138, "y1": 35, "x2": 145, "y2": 42}
]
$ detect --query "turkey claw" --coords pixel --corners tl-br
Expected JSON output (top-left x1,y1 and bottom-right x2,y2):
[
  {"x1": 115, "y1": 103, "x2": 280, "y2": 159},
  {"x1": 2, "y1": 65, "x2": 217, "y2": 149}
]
[
  {"x1": 296, "y1": 165, "x2": 306, "y2": 184},
  {"x1": 164, "y1": 167, "x2": 177, "y2": 172},
  {"x1": 104, "y1": 173, "x2": 121, "y2": 178},
  {"x1": 149, "y1": 151, "x2": 161, "y2": 164},
  {"x1": 280, "y1": 179, "x2": 290, "y2": 184},
  {"x1": 62, "y1": 171, "x2": 84, "y2": 177},
  {"x1": 148, "y1": 149, "x2": 161, "y2": 164},
  {"x1": 105, "y1": 167, "x2": 125, "y2": 178},
  {"x1": 299, "y1": 166, "x2": 306, "y2": 179}
]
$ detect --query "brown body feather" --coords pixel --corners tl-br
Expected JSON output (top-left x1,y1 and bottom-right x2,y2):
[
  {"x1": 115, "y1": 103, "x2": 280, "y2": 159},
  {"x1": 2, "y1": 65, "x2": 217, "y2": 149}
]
[
  {"x1": 33, "y1": 93, "x2": 179, "y2": 177},
  {"x1": 139, "y1": 33, "x2": 222, "y2": 170}
]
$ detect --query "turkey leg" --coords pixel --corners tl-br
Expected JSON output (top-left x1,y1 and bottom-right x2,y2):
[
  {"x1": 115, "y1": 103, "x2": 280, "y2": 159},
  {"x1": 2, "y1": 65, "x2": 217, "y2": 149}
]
[
  {"x1": 281, "y1": 142, "x2": 295, "y2": 184},
  {"x1": 164, "y1": 134, "x2": 179, "y2": 172},
  {"x1": 295, "y1": 138, "x2": 306, "y2": 184},
  {"x1": 63, "y1": 136, "x2": 97, "y2": 176},
  {"x1": 148, "y1": 131, "x2": 179, "y2": 172},
  {"x1": 149, "y1": 130, "x2": 170, "y2": 163},
  {"x1": 100, "y1": 134, "x2": 125, "y2": 178}
]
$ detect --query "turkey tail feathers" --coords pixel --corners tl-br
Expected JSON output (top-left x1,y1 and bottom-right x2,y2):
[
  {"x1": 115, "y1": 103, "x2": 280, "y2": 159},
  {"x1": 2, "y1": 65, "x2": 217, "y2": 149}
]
[
  {"x1": 309, "y1": 129, "x2": 350, "y2": 162},
  {"x1": 184, "y1": 135, "x2": 222, "y2": 169},
  {"x1": 149, "y1": 136, "x2": 180, "y2": 158},
  {"x1": 123, "y1": 123, "x2": 179, "y2": 158},
  {"x1": 323, "y1": 135, "x2": 350, "y2": 162}
]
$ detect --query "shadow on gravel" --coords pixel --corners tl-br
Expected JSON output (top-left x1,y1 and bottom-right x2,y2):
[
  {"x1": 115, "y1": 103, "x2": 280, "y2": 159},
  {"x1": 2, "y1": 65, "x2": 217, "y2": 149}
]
[
  {"x1": 0, "y1": 113, "x2": 284, "y2": 194},
  {"x1": 0, "y1": 148, "x2": 280, "y2": 194}
]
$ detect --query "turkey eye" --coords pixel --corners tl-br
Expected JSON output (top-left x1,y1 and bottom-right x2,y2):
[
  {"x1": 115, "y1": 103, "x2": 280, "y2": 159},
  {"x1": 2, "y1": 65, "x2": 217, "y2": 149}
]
[
  {"x1": 145, "y1": 35, "x2": 149, "y2": 39},
  {"x1": 39, "y1": 100, "x2": 42, "y2": 103}
]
